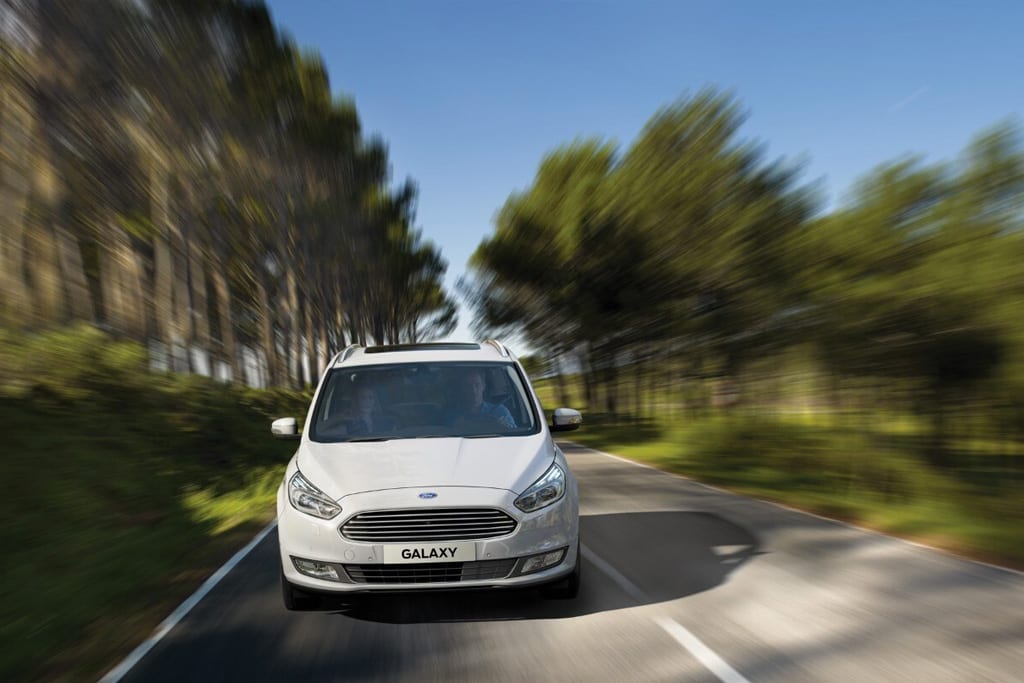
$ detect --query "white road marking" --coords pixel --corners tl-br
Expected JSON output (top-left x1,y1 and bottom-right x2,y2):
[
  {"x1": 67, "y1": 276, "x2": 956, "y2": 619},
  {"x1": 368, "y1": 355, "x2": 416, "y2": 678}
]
[
  {"x1": 656, "y1": 617, "x2": 753, "y2": 683},
  {"x1": 580, "y1": 543, "x2": 648, "y2": 603},
  {"x1": 582, "y1": 542, "x2": 751, "y2": 683},
  {"x1": 98, "y1": 519, "x2": 279, "y2": 683},
  {"x1": 563, "y1": 440, "x2": 1024, "y2": 579}
]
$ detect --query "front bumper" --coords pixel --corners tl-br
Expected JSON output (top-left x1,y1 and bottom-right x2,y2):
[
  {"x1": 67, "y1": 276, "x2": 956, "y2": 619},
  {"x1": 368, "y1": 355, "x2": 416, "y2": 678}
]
[{"x1": 277, "y1": 485, "x2": 579, "y2": 593}]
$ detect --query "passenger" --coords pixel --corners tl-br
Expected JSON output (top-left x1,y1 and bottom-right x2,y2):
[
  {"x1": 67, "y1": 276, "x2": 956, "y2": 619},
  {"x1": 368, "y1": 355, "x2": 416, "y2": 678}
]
[{"x1": 448, "y1": 368, "x2": 516, "y2": 429}]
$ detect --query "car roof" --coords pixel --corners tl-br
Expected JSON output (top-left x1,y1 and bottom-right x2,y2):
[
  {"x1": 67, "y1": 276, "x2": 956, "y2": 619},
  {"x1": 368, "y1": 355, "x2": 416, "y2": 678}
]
[{"x1": 332, "y1": 341, "x2": 516, "y2": 368}]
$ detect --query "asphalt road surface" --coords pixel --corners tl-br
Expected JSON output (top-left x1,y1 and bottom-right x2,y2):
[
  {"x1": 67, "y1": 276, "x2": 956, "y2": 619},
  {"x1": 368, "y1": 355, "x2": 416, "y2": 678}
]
[{"x1": 116, "y1": 442, "x2": 1024, "y2": 682}]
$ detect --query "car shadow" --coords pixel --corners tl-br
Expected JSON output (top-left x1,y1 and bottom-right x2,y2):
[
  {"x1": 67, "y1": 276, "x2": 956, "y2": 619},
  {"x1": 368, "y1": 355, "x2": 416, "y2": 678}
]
[{"x1": 319, "y1": 510, "x2": 762, "y2": 624}]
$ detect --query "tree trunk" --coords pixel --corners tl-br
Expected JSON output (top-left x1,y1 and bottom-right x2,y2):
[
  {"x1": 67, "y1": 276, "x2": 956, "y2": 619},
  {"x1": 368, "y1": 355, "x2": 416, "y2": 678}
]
[
  {"x1": 255, "y1": 272, "x2": 278, "y2": 387},
  {"x1": 171, "y1": 234, "x2": 191, "y2": 372},
  {"x1": 28, "y1": 137, "x2": 64, "y2": 324},
  {"x1": 555, "y1": 365, "x2": 571, "y2": 407},
  {"x1": 101, "y1": 230, "x2": 129, "y2": 331},
  {"x1": 334, "y1": 283, "x2": 348, "y2": 348},
  {"x1": 926, "y1": 390, "x2": 952, "y2": 469},
  {"x1": 211, "y1": 266, "x2": 239, "y2": 382},
  {"x1": 0, "y1": 77, "x2": 34, "y2": 326},
  {"x1": 150, "y1": 161, "x2": 178, "y2": 369},
  {"x1": 630, "y1": 366, "x2": 638, "y2": 419},
  {"x1": 188, "y1": 241, "x2": 210, "y2": 361},
  {"x1": 305, "y1": 296, "x2": 318, "y2": 385},
  {"x1": 319, "y1": 316, "x2": 330, "y2": 373},
  {"x1": 153, "y1": 234, "x2": 174, "y2": 346},
  {"x1": 604, "y1": 364, "x2": 618, "y2": 415},
  {"x1": 118, "y1": 237, "x2": 146, "y2": 339},
  {"x1": 286, "y1": 267, "x2": 302, "y2": 388}
]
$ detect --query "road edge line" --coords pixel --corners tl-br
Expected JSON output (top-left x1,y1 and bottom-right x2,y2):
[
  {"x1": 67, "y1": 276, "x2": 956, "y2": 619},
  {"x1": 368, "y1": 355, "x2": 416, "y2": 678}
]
[
  {"x1": 98, "y1": 519, "x2": 278, "y2": 683},
  {"x1": 562, "y1": 440, "x2": 1024, "y2": 579},
  {"x1": 580, "y1": 544, "x2": 649, "y2": 603}
]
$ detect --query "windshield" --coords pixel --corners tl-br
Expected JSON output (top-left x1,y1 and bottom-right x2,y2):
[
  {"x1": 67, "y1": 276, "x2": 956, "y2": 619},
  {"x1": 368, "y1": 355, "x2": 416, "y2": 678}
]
[{"x1": 309, "y1": 362, "x2": 539, "y2": 442}]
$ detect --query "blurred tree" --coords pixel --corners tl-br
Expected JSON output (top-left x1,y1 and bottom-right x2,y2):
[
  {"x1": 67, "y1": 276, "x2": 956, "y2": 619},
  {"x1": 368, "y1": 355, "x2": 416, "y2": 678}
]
[
  {"x1": 468, "y1": 91, "x2": 812, "y2": 413},
  {"x1": 0, "y1": 0, "x2": 457, "y2": 387}
]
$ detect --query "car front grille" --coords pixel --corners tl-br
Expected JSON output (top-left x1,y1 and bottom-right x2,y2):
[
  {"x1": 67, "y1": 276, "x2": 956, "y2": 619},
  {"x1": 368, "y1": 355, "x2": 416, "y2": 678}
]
[
  {"x1": 343, "y1": 559, "x2": 516, "y2": 584},
  {"x1": 340, "y1": 508, "x2": 517, "y2": 542}
]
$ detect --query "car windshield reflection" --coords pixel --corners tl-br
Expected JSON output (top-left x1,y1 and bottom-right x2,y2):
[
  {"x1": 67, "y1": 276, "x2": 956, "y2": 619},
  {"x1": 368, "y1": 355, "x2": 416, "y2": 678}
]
[{"x1": 309, "y1": 361, "x2": 540, "y2": 443}]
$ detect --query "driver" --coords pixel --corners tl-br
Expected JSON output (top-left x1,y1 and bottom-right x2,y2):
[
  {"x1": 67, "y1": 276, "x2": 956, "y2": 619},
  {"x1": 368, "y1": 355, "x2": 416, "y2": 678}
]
[
  {"x1": 342, "y1": 380, "x2": 395, "y2": 436},
  {"x1": 448, "y1": 368, "x2": 516, "y2": 429}
]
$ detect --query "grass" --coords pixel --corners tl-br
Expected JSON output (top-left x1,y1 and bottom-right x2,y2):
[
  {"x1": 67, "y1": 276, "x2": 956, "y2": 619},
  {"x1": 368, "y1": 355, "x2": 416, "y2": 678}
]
[
  {"x1": 0, "y1": 326, "x2": 309, "y2": 682},
  {"x1": 534, "y1": 378, "x2": 1024, "y2": 569}
]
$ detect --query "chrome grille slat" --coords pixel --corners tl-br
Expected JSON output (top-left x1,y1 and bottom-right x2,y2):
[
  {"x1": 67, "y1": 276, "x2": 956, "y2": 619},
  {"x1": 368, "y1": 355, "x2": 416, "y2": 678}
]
[
  {"x1": 344, "y1": 511, "x2": 507, "y2": 518},
  {"x1": 344, "y1": 519, "x2": 508, "y2": 528},
  {"x1": 340, "y1": 507, "x2": 517, "y2": 542},
  {"x1": 344, "y1": 528, "x2": 507, "y2": 532},
  {"x1": 344, "y1": 516, "x2": 507, "y2": 528},
  {"x1": 344, "y1": 559, "x2": 516, "y2": 584},
  {"x1": 345, "y1": 534, "x2": 508, "y2": 541}
]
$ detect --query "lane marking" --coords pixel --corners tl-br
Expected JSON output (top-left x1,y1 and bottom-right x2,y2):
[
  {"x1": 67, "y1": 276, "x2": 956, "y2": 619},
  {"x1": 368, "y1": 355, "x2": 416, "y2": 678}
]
[
  {"x1": 580, "y1": 544, "x2": 648, "y2": 603},
  {"x1": 563, "y1": 440, "x2": 1024, "y2": 579},
  {"x1": 98, "y1": 520, "x2": 278, "y2": 683},
  {"x1": 656, "y1": 617, "x2": 753, "y2": 683},
  {"x1": 581, "y1": 542, "x2": 751, "y2": 683}
]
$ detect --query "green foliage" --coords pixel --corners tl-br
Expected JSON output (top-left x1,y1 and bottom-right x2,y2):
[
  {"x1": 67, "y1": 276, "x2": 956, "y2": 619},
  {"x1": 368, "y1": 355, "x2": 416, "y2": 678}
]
[
  {"x1": 517, "y1": 354, "x2": 547, "y2": 379},
  {"x1": 0, "y1": 324, "x2": 148, "y2": 402},
  {"x1": 0, "y1": 327, "x2": 307, "y2": 681},
  {"x1": 469, "y1": 90, "x2": 1024, "y2": 457},
  {"x1": 467, "y1": 91, "x2": 813, "y2": 387},
  {"x1": 565, "y1": 413, "x2": 1024, "y2": 567}
]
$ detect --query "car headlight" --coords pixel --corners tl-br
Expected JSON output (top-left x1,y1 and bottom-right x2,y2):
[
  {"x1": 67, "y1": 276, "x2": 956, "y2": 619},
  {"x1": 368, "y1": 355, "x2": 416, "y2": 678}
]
[
  {"x1": 288, "y1": 470, "x2": 342, "y2": 519},
  {"x1": 515, "y1": 463, "x2": 565, "y2": 513}
]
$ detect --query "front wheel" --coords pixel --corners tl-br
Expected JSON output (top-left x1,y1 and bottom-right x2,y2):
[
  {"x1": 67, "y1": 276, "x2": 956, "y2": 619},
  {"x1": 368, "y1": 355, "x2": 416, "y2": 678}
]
[{"x1": 540, "y1": 542, "x2": 581, "y2": 599}]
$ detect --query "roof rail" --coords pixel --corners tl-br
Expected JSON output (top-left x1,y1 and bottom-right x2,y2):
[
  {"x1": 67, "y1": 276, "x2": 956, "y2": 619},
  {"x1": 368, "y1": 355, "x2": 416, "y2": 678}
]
[
  {"x1": 365, "y1": 342, "x2": 481, "y2": 353},
  {"x1": 482, "y1": 339, "x2": 510, "y2": 358},
  {"x1": 338, "y1": 344, "x2": 362, "y2": 363}
]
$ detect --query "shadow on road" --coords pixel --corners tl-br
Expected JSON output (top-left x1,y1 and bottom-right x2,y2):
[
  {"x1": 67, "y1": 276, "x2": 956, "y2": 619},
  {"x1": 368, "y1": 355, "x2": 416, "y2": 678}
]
[{"x1": 323, "y1": 510, "x2": 761, "y2": 624}]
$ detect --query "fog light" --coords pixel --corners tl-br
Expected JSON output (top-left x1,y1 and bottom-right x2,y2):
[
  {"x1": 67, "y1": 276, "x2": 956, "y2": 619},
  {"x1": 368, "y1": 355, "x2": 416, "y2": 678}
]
[
  {"x1": 518, "y1": 548, "x2": 567, "y2": 575},
  {"x1": 292, "y1": 557, "x2": 341, "y2": 581}
]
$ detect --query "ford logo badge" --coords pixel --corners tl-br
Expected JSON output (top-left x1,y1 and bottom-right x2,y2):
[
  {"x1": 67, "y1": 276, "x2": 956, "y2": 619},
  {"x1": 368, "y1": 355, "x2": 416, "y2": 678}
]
[{"x1": 418, "y1": 492, "x2": 438, "y2": 499}]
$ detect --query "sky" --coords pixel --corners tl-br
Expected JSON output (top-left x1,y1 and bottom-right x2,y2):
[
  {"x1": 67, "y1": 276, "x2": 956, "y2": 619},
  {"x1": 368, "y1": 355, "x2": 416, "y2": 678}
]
[{"x1": 265, "y1": 0, "x2": 1024, "y2": 342}]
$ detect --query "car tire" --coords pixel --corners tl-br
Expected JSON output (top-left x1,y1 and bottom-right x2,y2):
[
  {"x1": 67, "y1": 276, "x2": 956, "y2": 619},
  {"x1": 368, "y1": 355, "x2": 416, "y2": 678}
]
[
  {"x1": 540, "y1": 541, "x2": 581, "y2": 600},
  {"x1": 281, "y1": 563, "x2": 319, "y2": 611}
]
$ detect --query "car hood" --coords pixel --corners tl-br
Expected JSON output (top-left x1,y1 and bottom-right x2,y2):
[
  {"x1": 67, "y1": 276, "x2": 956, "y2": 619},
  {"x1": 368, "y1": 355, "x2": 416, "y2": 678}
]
[{"x1": 297, "y1": 433, "x2": 553, "y2": 500}]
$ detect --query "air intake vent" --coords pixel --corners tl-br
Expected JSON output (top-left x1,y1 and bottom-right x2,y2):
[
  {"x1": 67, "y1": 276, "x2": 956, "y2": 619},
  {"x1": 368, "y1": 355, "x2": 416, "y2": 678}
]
[{"x1": 344, "y1": 559, "x2": 516, "y2": 584}]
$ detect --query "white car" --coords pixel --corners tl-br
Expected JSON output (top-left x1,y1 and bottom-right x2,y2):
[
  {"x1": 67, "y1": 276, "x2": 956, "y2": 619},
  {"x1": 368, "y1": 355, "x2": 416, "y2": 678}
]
[{"x1": 272, "y1": 340, "x2": 582, "y2": 609}]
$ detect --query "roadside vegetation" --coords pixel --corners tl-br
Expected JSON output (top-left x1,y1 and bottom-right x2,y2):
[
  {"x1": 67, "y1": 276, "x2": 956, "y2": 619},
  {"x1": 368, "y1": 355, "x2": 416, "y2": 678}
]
[
  {"x1": 532, "y1": 371, "x2": 1024, "y2": 569},
  {"x1": 470, "y1": 91, "x2": 1024, "y2": 570},
  {"x1": 1, "y1": 0, "x2": 1022, "y2": 678},
  {"x1": 0, "y1": 326, "x2": 308, "y2": 682}
]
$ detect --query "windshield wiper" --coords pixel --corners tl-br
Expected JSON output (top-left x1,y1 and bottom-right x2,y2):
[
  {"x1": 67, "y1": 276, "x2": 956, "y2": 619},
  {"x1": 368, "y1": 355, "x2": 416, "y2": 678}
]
[
  {"x1": 464, "y1": 433, "x2": 503, "y2": 439},
  {"x1": 345, "y1": 437, "x2": 391, "y2": 442}
]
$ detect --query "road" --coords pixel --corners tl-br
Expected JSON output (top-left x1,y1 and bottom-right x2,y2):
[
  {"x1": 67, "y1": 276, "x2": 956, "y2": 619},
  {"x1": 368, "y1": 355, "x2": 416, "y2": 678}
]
[{"x1": 116, "y1": 442, "x2": 1024, "y2": 682}]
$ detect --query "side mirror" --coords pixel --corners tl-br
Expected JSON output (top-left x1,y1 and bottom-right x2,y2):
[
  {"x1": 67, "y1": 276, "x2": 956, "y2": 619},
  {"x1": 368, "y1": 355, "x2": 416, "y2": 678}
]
[
  {"x1": 550, "y1": 408, "x2": 582, "y2": 432},
  {"x1": 271, "y1": 417, "x2": 300, "y2": 440}
]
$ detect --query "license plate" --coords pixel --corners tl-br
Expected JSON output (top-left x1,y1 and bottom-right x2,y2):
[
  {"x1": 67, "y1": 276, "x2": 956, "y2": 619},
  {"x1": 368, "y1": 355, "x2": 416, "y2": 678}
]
[{"x1": 382, "y1": 542, "x2": 476, "y2": 563}]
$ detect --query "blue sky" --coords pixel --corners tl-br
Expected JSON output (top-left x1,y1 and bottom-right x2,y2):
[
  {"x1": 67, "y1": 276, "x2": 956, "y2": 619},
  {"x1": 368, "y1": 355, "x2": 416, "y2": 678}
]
[{"x1": 266, "y1": 0, "x2": 1023, "y2": 341}]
